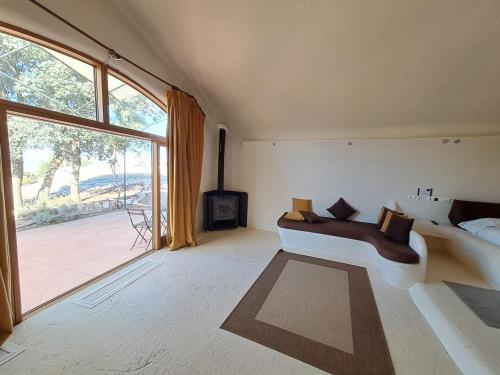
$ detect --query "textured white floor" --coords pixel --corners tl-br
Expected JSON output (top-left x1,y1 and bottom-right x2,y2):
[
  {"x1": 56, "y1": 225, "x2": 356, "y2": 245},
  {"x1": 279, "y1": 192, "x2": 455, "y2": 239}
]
[
  {"x1": 1, "y1": 228, "x2": 459, "y2": 375},
  {"x1": 410, "y1": 245, "x2": 498, "y2": 375}
]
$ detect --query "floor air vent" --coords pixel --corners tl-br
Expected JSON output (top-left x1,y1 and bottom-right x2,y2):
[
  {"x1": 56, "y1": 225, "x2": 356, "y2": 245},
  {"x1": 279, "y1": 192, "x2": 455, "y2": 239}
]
[
  {"x1": 74, "y1": 260, "x2": 162, "y2": 308},
  {"x1": 0, "y1": 343, "x2": 24, "y2": 366}
]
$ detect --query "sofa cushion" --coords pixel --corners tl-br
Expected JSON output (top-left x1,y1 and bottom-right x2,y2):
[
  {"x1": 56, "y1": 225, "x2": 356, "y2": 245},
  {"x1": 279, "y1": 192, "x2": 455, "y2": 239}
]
[
  {"x1": 383, "y1": 214, "x2": 414, "y2": 244},
  {"x1": 278, "y1": 214, "x2": 419, "y2": 264},
  {"x1": 327, "y1": 198, "x2": 356, "y2": 220},
  {"x1": 377, "y1": 207, "x2": 404, "y2": 228},
  {"x1": 380, "y1": 211, "x2": 395, "y2": 233},
  {"x1": 300, "y1": 211, "x2": 327, "y2": 223}
]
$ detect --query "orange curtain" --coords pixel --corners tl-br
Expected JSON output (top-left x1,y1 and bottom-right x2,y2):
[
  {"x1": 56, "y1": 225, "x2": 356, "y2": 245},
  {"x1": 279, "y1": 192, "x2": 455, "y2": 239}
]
[
  {"x1": 166, "y1": 89, "x2": 205, "y2": 250},
  {"x1": 0, "y1": 142, "x2": 14, "y2": 345}
]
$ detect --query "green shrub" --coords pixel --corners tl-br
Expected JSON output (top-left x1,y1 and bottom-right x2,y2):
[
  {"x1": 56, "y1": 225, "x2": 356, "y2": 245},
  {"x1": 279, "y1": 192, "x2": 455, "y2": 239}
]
[
  {"x1": 57, "y1": 204, "x2": 76, "y2": 218},
  {"x1": 15, "y1": 205, "x2": 33, "y2": 219},
  {"x1": 32, "y1": 210, "x2": 54, "y2": 225}
]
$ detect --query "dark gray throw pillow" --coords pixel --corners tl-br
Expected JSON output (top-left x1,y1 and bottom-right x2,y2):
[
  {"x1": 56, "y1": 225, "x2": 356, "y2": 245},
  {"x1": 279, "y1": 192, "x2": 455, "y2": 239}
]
[
  {"x1": 383, "y1": 214, "x2": 414, "y2": 244},
  {"x1": 300, "y1": 211, "x2": 327, "y2": 223},
  {"x1": 327, "y1": 198, "x2": 356, "y2": 220}
]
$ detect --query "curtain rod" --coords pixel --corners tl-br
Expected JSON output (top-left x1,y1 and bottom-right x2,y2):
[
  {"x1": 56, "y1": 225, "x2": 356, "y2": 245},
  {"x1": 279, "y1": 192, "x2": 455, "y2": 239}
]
[{"x1": 28, "y1": 0, "x2": 205, "y2": 116}]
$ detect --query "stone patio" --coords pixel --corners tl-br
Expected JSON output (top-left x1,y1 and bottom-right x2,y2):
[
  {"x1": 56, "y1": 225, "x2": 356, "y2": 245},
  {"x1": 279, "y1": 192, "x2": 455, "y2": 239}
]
[{"x1": 16, "y1": 210, "x2": 153, "y2": 312}]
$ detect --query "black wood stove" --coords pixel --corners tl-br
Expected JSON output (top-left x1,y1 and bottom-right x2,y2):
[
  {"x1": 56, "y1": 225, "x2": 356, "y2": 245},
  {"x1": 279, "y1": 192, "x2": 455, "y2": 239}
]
[{"x1": 203, "y1": 126, "x2": 248, "y2": 231}]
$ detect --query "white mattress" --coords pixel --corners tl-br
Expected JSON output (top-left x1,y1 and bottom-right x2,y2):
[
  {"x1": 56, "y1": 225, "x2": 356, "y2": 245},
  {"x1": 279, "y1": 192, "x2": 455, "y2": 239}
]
[
  {"x1": 474, "y1": 226, "x2": 500, "y2": 247},
  {"x1": 458, "y1": 218, "x2": 500, "y2": 247},
  {"x1": 414, "y1": 220, "x2": 500, "y2": 289}
]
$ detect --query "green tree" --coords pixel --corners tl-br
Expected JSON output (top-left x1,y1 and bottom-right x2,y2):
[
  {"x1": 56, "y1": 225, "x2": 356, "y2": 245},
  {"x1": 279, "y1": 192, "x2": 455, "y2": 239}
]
[
  {"x1": 0, "y1": 33, "x2": 95, "y2": 204},
  {"x1": 36, "y1": 147, "x2": 64, "y2": 202},
  {"x1": 6, "y1": 117, "x2": 31, "y2": 208},
  {"x1": 0, "y1": 32, "x2": 163, "y2": 206},
  {"x1": 1, "y1": 36, "x2": 45, "y2": 208},
  {"x1": 0, "y1": 33, "x2": 98, "y2": 203}
]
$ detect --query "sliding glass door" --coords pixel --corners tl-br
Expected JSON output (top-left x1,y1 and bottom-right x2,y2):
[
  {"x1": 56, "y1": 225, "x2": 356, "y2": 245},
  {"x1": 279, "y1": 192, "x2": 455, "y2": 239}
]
[
  {"x1": 160, "y1": 146, "x2": 168, "y2": 240},
  {"x1": 7, "y1": 115, "x2": 155, "y2": 312},
  {"x1": 0, "y1": 23, "x2": 168, "y2": 318}
]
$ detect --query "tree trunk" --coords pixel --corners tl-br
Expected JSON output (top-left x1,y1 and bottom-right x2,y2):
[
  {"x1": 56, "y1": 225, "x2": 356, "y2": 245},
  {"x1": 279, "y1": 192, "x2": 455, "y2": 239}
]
[
  {"x1": 11, "y1": 157, "x2": 24, "y2": 209},
  {"x1": 70, "y1": 142, "x2": 81, "y2": 202},
  {"x1": 109, "y1": 145, "x2": 122, "y2": 205},
  {"x1": 37, "y1": 151, "x2": 64, "y2": 202}
]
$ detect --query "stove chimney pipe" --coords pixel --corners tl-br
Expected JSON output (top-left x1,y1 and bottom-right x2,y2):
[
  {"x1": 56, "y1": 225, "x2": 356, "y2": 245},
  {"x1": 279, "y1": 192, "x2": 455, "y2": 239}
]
[{"x1": 217, "y1": 124, "x2": 228, "y2": 194}]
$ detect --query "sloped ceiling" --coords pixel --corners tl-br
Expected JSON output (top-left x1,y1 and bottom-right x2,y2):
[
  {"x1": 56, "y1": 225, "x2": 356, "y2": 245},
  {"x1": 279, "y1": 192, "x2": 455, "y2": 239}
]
[{"x1": 62, "y1": 1, "x2": 500, "y2": 139}]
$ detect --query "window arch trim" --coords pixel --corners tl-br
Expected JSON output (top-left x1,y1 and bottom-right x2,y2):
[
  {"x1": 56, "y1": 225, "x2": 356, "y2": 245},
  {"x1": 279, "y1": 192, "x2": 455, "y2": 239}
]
[{"x1": 0, "y1": 20, "x2": 168, "y2": 140}]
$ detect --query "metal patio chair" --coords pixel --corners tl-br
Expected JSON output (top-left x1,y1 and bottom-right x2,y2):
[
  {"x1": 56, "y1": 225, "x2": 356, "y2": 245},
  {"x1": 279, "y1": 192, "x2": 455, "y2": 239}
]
[
  {"x1": 127, "y1": 208, "x2": 153, "y2": 250},
  {"x1": 161, "y1": 207, "x2": 167, "y2": 236}
]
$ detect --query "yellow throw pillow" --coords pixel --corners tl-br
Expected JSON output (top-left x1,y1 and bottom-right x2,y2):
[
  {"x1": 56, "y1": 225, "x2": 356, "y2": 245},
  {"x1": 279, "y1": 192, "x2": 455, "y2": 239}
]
[
  {"x1": 284, "y1": 211, "x2": 305, "y2": 221},
  {"x1": 380, "y1": 211, "x2": 394, "y2": 233},
  {"x1": 377, "y1": 207, "x2": 386, "y2": 225},
  {"x1": 293, "y1": 198, "x2": 312, "y2": 212}
]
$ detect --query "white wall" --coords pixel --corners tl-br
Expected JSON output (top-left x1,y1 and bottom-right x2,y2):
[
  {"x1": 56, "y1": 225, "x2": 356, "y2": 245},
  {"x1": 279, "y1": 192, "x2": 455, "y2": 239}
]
[
  {"x1": 196, "y1": 122, "x2": 217, "y2": 231},
  {"x1": 227, "y1": 135, "x2": 500, "y2": 232}
]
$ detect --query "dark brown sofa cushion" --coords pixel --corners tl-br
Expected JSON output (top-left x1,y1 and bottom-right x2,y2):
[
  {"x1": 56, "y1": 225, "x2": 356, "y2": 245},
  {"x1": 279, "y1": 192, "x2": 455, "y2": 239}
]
[
  {"x1": 377, "y1": 207, "x2": 403, "y2": 229},
  {"x1": 448, "y1": 199, "x2": 500, "y2": 226},
  {"x1": 300, "y1": 211, "x2": 327, "y2": 223},
  {"x1": 327, "y1": 198, "x2": 356, "y2": 220},
  {"x1": 383, "y1": 214, "x2": 414, "y2": 244},
  {"x1": 278, "y1": 214, "x2": 419, "y2": 264}
]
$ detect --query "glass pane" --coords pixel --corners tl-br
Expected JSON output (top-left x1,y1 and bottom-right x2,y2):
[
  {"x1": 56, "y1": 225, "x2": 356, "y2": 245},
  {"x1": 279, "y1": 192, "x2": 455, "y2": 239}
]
[
  {"x1": 7, "y1": 115, "x2": 153, "y2": 312},
  {"x1": 122, "y1": 141, "x2": 153, "y2": 209},
  {"x1": 108, "y1": 74, "x2": 168, "y2": 137},
  {"x1": 160, "y1": 146, "x2": 168, "y2": 237},
  {"x1": 0, "y1": 32, "x2": 97, "y2": 119}
]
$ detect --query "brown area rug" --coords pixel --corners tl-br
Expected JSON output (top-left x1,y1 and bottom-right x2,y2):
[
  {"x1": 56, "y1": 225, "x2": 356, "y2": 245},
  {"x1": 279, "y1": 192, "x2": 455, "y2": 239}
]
[{"x1": 221, "y1": 250, "x2": 394, "y2": 375}]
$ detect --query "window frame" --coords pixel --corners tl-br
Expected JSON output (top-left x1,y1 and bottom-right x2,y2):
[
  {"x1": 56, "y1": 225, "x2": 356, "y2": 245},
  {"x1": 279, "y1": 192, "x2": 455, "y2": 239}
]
[
  {"x1": 0, "y1": 21, "x2": 168, "y2": 320},
  {"x1": 107, "y1": 68, "x2": 168, "y2": 137},
  {"x1": 0, "y1": 20, "x2": 168, "y2": 143}
]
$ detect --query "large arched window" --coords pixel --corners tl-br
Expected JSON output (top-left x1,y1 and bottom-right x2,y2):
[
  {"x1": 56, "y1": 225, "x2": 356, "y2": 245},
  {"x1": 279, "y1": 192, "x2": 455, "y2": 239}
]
[
  {"x1": 0, "y1": 25, "x2": 168, "y2": 140},
  {"x1": 0, "y1": 23, "x2": 168, "y2": 316}
]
